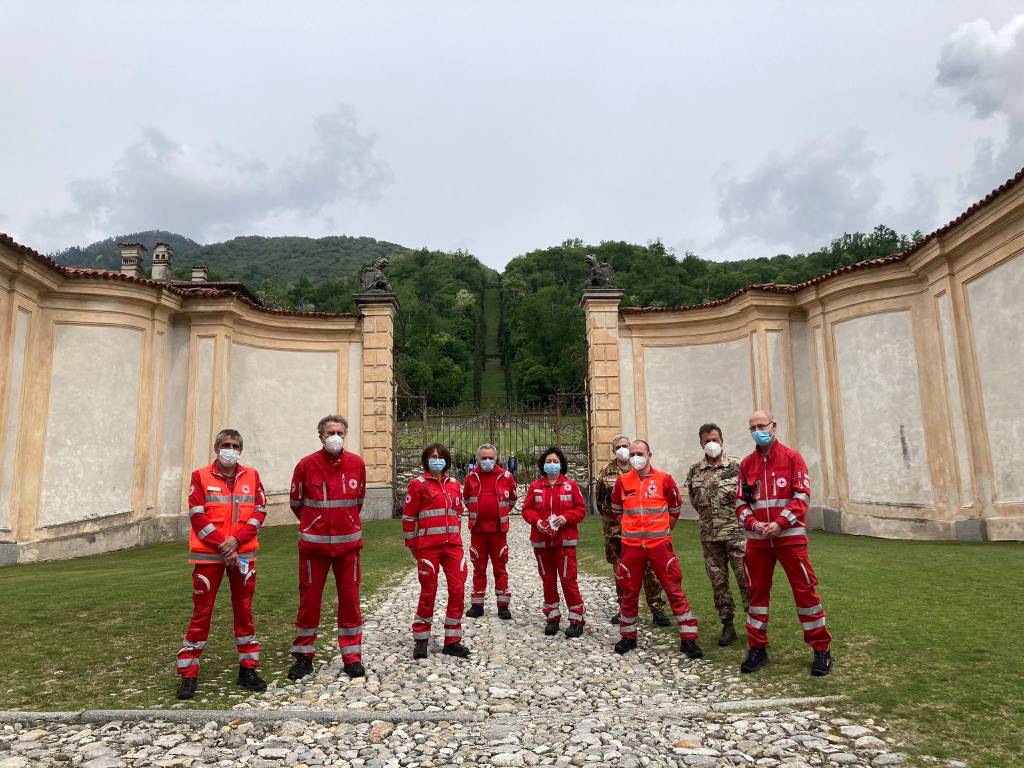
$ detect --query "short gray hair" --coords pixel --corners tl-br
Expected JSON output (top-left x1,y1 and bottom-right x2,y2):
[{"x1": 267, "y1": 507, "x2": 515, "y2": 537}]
[
  {"x1": 611, "y1": 434, "x2": 630, "y2": 446},
  {"x1": 318, "y1": 414, "x2": 348, "y2": 437},
  {"x1": 214, "y1": 428, "x2": 243, "y2": 451},
  {"x1": 477, "y1": 443, "x2": 497, "y2": 457}
]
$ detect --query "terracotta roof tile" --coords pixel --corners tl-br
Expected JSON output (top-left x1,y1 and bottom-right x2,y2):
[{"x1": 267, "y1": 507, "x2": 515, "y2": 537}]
[{"x1": 622, "y1": 165, "x2": 1024, "y2": 314}]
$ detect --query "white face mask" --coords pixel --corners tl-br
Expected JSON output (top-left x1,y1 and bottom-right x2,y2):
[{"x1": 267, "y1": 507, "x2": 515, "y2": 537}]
[
  {"x1": 218, "y1": 448, "x2": 240, "y2": 467},
  {"x1": 704, "y1": 441, "x2": 722, "y2": 459},
  {"x1": 614, "y1": 446, "x2": 629, "y2": 461},
  {"x1": 629, "y1": 455, "x2": 648, "y2": 471},
  {"x1": 324, "y1": 434, "x2": 344, "y2": 455}
]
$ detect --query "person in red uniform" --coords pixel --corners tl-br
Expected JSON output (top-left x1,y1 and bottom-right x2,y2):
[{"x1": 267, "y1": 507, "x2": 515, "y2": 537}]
[
  {"x1": 287, "y1": 414, "x2": 367, "y2": 681},
  {"x1": 175, "y1": 428, "x2": 268, "y2": 700},
  {"x1": 735, "y1": 410, "x2": 833, "y2": 676},
  {"x1": 403, "y1": 442, "x2": 470, "y2": 660},
  {"x1": 464, "y1": 443, "x2": 517, "y2": 620},
  {"x1": 521, "y1": 446, "x2": 587, "y2": 638},
  {"x1": 611, "y1": 440, "x2": 704, "y2": 659}
]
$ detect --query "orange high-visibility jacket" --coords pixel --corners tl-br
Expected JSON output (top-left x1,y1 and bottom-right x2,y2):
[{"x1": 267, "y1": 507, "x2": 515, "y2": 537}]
[
  {"x1": 611, "y1": 467, "x2": 683, "y2": 548},
  {"x1": 188, "y1": 464, "x2": 267, "y2": 564}
]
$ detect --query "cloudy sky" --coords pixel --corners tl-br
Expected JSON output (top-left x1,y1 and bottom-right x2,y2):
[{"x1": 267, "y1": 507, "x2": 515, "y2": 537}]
[{"x1": 2, "y1": 1, "x2": 1023, "y2": 269}]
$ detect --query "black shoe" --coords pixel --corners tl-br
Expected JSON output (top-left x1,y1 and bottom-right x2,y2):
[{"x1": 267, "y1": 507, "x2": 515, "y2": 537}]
[
  {"x1": 497, "y1": 607, "x2": 512, "y2": 620},
  {"x1": 544, "y1": 620, "x2": 560, "y2": 636},
  {"x1": 287, "y1": 655, "x2": 314, "y2": 680},
  {"x1": 442, "y1": 642, "x2": 470, "y2": 658},
  {"x1": 343, "y1": 661, "x2": 365, "y2": 678},
  {"x1": 238, "y1": 666, "x2": 267, "y2": 692},
  {"x1": 176, "y1": 676, "x2": 197, "y2": 700},
  {"x1": 680, "y1": 639, "x2": 704, "y2": 659},
  {"x1": 719, "y1": 623, "x2": 737, "y2": 647},
  {"x1": 613, "y1": 637, "x2": 637, "y2": 655},
  {"x1": 811, "y1": 649, "x2": 833, "y2": 677},
  {"x1": 413, "y1": 640, "x2": 429, "y2": 659},
  {"x1": 740, "y1": 647, "x2": 769, "y2": 673},
  {"x1": 565, "y1": 623, "x2": 584, "y2": 639},
  {"x1": 609, "y1": 612, "x2": 621, "y2": 625},
  {"x1": 465, "y1": 604, "x2": 484, "y2": 618},
  {"x1": 651, "y1": 610, "x2": 671, "y2": 627}
]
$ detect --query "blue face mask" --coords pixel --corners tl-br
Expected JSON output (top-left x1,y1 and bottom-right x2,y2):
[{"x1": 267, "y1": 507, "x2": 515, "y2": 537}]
[
  {"x1": 479, "y1": 459, "x2": 496, "y2": 472},
  {"x1": 752, "y1": 430, "x2": 773, "y2": 447},
  {"x1": 428, "y1": 458, "x2": 447, "y2": 473},
  {"x1": 543, "y1": 462, "x2": 561, "y2": 476}
]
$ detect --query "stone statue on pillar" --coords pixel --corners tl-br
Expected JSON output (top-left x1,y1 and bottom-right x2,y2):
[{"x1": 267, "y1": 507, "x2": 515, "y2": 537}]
[
  {"x1": 360, "y1": 257, "x2": 392, "y2": 292},
  {"x1": 585, "y1": 254, "x2": 615, "y2": 289}
]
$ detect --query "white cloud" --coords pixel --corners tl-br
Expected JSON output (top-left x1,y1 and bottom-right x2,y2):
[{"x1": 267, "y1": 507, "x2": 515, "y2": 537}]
[
  {"x1": 30, "y1": 106, "x2": 391, "y2": 249},
  {"x1": 937, "y1": 14, "x2": 1024, "y2": 197},
  {"x1": 710, "y1": 131, "x2": 938, "y2": 257}
]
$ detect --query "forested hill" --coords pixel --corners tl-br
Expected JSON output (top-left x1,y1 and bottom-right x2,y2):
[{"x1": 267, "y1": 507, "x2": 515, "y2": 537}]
[
  {"x1": 51, "y1": 230, "x2": 410, "y2": 286},
  {"x1": 53, "y1": 225, "x2": 920, "y2": 406}
]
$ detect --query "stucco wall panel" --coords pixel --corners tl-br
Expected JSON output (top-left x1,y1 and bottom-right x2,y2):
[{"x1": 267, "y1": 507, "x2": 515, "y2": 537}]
[
  {"x1": 229, "y1": 344, "x2": 339, "y2": 494},
  {"x1": 766, "y1": 330, "x2": 790, "y2": 440},
  {"x1": 619, "y1": 335, "x2": 636, "y2": 440},
  {"x1": 0, "y1": 309, "x2": 30, "y2": 530},
  {"x1": 790, "y1": 319, "x2": 821, "y2": 497},
  {"x1": 157, "y1": 323, "x2": 189, "y2": 516},
  {"x1": 643, "y1": 339, "x2": 753, "y2": 482},
  {"x1": 833, "y1": 311, "x2": 931, "y2": 507},
  {"x1": 966, "y1": 250, "x2": 1024, "y2": 502},
  {"x1": 39, "y1": 324, "x2": 143, "y2": 526}
]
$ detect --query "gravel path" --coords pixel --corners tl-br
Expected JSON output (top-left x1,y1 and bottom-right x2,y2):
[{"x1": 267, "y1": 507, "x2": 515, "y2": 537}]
[{"x1": 0, "y1": 520, "x2": 906, "y2": 767}]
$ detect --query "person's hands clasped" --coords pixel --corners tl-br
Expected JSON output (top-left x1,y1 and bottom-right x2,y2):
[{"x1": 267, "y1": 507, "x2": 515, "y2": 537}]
[
  {"x1": 762, "y1": 521, "x2": 782, "y2": 538},
  {"x1": 552, "y1": 515, "x2": 567, "y2": 531}
]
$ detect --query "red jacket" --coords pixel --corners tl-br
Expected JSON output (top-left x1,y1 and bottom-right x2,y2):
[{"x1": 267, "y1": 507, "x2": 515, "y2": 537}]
[
  {"x1": 187, "y1": 463, "x2": 267, "y2": 564},
  {"x1": 403, "y1": 472, "x2": 463, "y2": 550},
  {"x1": 735, "y1": 440, "x2": 810, "y2": 548},
  {"x1": 289, "y1": 449, "x2": 366, "y2": 555},
  {"x1": 521, "y1": 475, "x2": 586, "y2": 549},
  {"x1": 463, "y1": 468, "x2": 517, "y2": 533}
]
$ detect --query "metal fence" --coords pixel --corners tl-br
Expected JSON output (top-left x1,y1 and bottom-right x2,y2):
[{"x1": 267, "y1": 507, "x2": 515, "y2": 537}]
[{"x1": 392, "y1": 392, "x2": 591, "y2": 515}]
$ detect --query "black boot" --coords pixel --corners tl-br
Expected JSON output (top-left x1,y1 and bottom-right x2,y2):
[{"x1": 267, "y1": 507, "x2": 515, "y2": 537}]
[
  {"x1": 465, "y1": 604, "x2": 484, "y2": 618},
  {"x1": 176, "y1": 676, "x2": 197, "y2": 700},
  {"x1": 811, "y1": 649, "x2": 833, "y2": 677},
  {"x1": 413, "y1": 640, "x2": 429, "y2": 659},
  {"x1": 238, "y1": 666, "x2": 267, "y2": 692},
  {"x1": 442, "y1": 642, "x2": 470, "y2": 658},
  {"x1": 609, "y1": 612, "x2": 621, "y2": 625},
  {"x1": 565, "y1": 623, "x2": 584, "y2": 639},
  {"x1": 613, "y1": 637, "x2": 637, "y2": 655},
  {"x1": 497, "y1": 607, "x2": 513, "y2": 620},
  {"x1": 719, "y1": 622, "x2": 737, "y2": 646},
  {"x1": 680, "y1": 639, "x2": 704, "y2": 659},
  {"x1": 740, "y1": 646, "x2": 769, "y2": 673},
  {"x1": 544, "y1": 620, "x2": 560, "y2": 636},
  {"x1": 651, "y1": 609, "x2": 671, "y2": 627},
  {"x1": 287, "y1": 655, "x2": 314, "y2": 681},
  {"x1": 344, "y1": 661, "x2": 365, "y2": 678}
]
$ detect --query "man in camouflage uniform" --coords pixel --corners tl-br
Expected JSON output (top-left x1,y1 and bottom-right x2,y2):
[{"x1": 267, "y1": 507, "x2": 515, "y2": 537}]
[
  {"x1": 684, "y1": 422, "x2": 749, "y2": 646},
  {"x1": 597, "y1": 434, "x2": 669, "y2": 626}
]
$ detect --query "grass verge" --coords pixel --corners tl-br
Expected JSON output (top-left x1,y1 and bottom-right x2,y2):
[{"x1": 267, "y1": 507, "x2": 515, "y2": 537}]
[
  {"x1": 0, "y1": 520, "x2": 409, "y2": 710},
  {"x1": 576, "y1": 517, "x2": 1023, "y2": 768}
]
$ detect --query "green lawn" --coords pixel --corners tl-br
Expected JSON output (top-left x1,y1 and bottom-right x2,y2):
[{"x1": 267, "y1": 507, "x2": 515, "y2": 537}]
[
  {"x1": 576, "y1": 517, "x2": 1024, "y2": 768},
  {"x1": 0, "y1": 520, "x2": 410, "y2": 710}
]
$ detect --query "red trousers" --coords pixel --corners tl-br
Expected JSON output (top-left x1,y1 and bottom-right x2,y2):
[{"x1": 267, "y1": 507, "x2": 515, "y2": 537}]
[
  {"x1": 469, "y1": 531, "x2": 511, "y2": 608},
  {"x1": 412, "y1": 545, "x2": 466, "y2": 646},
  {"x1": 291, "y1": 550, "x2": 363, "y2": 664},
  {"x1": 744, "y1": 544, "x2": 831, "y2": 651},
  {"x1": 616, "y1": 541, "x2": 698, "y2": 640},
  {"x1": 177, "y1": 563, "x2": 258, "y2": 678},
  {"x1": 534, "y1": 546, "x2": 585, "y2": 625}
]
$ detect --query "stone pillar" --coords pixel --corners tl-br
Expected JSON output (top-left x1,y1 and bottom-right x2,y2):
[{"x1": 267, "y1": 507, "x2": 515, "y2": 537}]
[
  {"x1": 581, "y1": 289, "x2": 624, "y2": 479},
  {"x1": 118, "y1": 242, "x2": 145, "y2": 278},
  {"x1": 190, "y1": 265, "x2": 209, "y2": 283},
  {"x1": 355, "y1": 291, "x2": 399, "y2": 519}
]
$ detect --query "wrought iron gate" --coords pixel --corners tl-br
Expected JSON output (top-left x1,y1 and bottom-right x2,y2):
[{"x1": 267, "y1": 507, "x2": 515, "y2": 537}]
[{"x1": 392, "y1": 392, "x2": 592, "y2": 516}]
